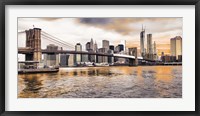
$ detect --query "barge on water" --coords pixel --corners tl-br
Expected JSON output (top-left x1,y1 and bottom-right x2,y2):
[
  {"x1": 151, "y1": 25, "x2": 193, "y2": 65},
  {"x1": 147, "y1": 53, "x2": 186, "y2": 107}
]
[
  {"x1": 18, "y1": 61, "x2": 60, "y2": 74},
  {"x1": 18, "y1": 68, "x2": 59, "y2": 74}
]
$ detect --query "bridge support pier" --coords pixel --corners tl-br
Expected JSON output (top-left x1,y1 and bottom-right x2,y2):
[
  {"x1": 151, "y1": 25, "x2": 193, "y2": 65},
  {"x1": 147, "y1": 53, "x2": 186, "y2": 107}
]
[
  {"x1": 128, "y1": 59, "x2": 138, "y2": 66},
  {"x1": 128, "y1": 47, "x2": 138, "y2": 66},
  {"x1": 25, "y1": 28, "x2": 42, "y2": 67}
]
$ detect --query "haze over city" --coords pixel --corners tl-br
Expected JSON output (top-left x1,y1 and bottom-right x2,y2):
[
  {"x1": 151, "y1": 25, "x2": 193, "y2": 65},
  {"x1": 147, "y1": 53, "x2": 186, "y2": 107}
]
[{"x1": 18, "y1": 17, "x2": 182, "y2": 56}]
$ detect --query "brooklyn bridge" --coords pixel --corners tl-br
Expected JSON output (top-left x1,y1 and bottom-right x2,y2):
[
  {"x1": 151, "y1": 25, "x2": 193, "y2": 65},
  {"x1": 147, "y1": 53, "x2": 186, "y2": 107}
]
[{"x1": 18, "y1": 28, "x2": 147, "y2": 67}]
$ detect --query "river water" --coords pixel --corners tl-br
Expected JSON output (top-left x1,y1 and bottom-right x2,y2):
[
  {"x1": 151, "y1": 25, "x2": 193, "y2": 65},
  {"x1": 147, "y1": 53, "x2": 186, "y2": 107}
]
[{"x1": 18, "y1": 66, "x2": 182, "y2": 98}]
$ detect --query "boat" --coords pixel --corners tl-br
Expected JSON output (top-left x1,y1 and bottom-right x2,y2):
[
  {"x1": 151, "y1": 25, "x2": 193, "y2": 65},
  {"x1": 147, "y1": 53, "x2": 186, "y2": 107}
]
[{"x1": 18, "y1": 68, "x2": 59, "y2": 74}]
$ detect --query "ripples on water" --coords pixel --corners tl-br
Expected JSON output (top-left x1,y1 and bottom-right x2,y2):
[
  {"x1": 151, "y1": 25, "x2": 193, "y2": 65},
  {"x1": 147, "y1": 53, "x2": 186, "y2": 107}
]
[{"x1": 18, "y1": 66, "x2": 182, "y2": 98}]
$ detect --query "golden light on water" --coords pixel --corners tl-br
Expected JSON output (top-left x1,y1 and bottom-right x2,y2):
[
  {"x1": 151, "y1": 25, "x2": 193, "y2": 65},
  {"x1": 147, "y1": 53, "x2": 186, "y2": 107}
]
[{"x1": 18, "y1": 66, "x2": 182, "y2": 98}]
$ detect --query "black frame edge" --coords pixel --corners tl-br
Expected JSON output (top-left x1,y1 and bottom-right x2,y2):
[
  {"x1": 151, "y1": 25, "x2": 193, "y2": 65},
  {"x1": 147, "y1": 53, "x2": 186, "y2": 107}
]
[
  {"x1": 1, "y1": 0, "x2": 200, "y2": 116},
  {"x1": 0, "y1": 0, "x2": 5, "y2": 115},
  {"x1": 195, "y1": 0, "x2": 200, "y2": 115},
  {"x1": 1, "y1": 0, "x2": 200, "y2": 5}
]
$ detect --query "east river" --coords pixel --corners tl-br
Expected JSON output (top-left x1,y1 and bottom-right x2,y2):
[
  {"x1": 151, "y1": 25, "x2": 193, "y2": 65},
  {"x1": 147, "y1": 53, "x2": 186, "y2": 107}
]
[{"x1": 18, "y1": 66, "x2": 182, "y2": 98}]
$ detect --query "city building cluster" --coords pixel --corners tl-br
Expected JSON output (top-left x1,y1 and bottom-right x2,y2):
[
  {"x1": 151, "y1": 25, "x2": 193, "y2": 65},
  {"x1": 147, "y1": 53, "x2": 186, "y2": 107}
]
[
  {"x1": 72, "y1": 38, "x2": 130, "y2": 66},
  {"x1": 140, "y1": 26, "x2": 182, "y2": 63},
  {"x1": 19, "y1": 26, "x2": 182, "y2": 68},
  {"x1": 140, "y1": 26, "x2": 158, "y2": 60},
  {"x1": 161, "y1": 36, "x2": 182, "y2": 62},
  {"x1": 41, "y1": 26, "x2": 182, "y2": 67}
]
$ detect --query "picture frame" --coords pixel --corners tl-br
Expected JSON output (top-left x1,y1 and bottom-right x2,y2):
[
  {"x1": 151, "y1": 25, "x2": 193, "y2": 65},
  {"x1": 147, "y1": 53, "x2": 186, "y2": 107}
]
[{"x1": 0, "y1": 0, "x2": 199, "y2": 115}]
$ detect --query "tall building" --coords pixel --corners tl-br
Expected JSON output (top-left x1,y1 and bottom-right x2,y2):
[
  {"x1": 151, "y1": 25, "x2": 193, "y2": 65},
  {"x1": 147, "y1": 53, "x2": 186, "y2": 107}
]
[
  {"x1": 90, "y1": 38, "x2": 94, "y2": 51},
  {"x1": 140, "y1": 26, "x2": 145, "y2": 57},
  {"x1": 86, "y1": 42, "x2": 91, "y2": 51},
  {"x1": 74, "y1": 43, "x2": 82, "y2": 64},
  {"x1": 94, "y1": 41, "x2": 98, "y2": 53},
  {"x1": 153, "y1": 41, "x2": 157, "y2": 54},
  {"x1": 102, "y1": 40, "x2": 109, "y2": 52},
  {"x1": 86, "y1": 41, "x2": 95, "y2": 62},
  {"x1": 153, "y1": 41, "x2": 157, "y2": 60},
  {"x1": 147, "y1": 34, "x2": 153, "y2": 54},
  {"x1": 44, "y1": 44, "x2": 59, "y2": 66},
  {"x1": 170, "y1": 36, "x2": 182, "y2": 59}
]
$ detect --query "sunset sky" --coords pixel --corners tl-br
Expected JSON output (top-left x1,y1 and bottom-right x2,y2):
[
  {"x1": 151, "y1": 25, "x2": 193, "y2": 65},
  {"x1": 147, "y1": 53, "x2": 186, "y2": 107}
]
[{"x1": 18, "y1": 17, "x2": 182, "y2": 56}]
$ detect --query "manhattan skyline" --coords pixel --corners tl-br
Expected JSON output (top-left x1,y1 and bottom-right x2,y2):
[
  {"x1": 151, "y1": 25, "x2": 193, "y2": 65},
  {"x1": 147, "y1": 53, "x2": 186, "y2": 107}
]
[{"x1": 18, "y1": 17, "x2": 182, "y2": 56}]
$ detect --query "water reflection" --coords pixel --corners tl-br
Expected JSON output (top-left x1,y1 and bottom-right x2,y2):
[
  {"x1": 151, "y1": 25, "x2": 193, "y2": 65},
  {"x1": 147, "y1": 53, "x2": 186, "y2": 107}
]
[
  {"x1": 18, "y1": 75, "x2": 43, "y2": 98},
  {"x1": 18, "y1": 66, "x2": 182, "y2": 98}
]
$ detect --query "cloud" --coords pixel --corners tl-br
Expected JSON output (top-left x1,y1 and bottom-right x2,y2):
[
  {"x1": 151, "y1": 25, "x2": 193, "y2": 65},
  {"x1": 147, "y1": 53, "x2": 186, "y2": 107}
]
[
  {"x1": 79, "y1": 18, "x2": 112, "y2": 25},
  {"x1": 76, "y1": 18, "x2": 182, "y2": 36}
]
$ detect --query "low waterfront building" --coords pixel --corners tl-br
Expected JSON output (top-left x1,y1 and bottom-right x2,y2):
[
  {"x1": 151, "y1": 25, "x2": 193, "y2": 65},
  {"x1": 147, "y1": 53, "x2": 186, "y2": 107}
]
[
  {"x1": 60, "y1": 54, "x2": 70, "y2": 67},
  {"x1": 82, "y1": 54, "x2": 89, "y2": 62},
  {"x1": 161, "y1": 55, "x2": 177, "y2": 62},
  {"x1": 74, "y1": 43, "x2": 82, "y2": 65},
  {"x1": 44, "y1": 44, "x2": 59, "y2": 66},
  {"x1": 98, "y1": 48, "x2": 108, "y2": 63},
  {"x1": 178, "y1": 55, "x2": 182, "y2": 62}
]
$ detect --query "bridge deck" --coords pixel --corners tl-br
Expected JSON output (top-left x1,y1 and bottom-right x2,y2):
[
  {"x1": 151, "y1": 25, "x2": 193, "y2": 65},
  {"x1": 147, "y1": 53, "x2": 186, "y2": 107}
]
[{"x1": 18, "y1": 48, "x2": 143, "y2": 59}]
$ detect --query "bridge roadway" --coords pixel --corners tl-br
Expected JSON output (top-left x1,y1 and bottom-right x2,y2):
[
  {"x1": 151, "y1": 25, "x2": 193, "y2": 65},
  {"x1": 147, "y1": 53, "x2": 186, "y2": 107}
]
[{"x1": 18, "y1": 47, "x2": 143, "y2": 60}]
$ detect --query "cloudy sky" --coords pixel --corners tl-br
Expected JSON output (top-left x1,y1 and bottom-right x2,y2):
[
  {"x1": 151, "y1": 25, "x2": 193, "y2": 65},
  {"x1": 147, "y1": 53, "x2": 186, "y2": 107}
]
[{"x1": 18, "y1": 17, "x2": 182, "y2": 56}]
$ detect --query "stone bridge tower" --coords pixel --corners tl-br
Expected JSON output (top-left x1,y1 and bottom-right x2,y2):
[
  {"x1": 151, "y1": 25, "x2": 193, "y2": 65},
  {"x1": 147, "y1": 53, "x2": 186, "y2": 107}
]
[{"x1": 25, "y1": 28, "x2": 42, "y2": 63}]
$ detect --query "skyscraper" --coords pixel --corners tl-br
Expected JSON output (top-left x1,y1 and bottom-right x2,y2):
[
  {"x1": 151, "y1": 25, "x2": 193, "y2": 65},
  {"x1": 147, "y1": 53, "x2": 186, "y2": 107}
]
[
  {"x1": 75, "y1": 43, "x2": 82, "y2": 64},
  {"x1": 153, "y1": 41, "x2": 157, "y2": 60},
  {"x1": 86, "y1": 42, "x2": 91, "y2": 51},
  {"x1": 94, "y1": 41, "x2": 98, "y2": 53},
  {"x1": 86, "y1": 39, "x2": 95, "y2": 62},
  {"x1": 90, "y1": 38, "x2": 94, "y2": 51},
  {"x1": 140, "y1": 26, "x2": 145, "y2": 57},
  {"x1": 102, "y1": 40, "x2": 109, "y2": 52},
  {"x1": 170, "y1": 36, "x2": 182, "y2": 59},
  {"x1": 153, "y1": 41, "x2": 157, "y2": 54},
  {"x1": 147, "y1": 34, "x2": 153, "y2": 54}
]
